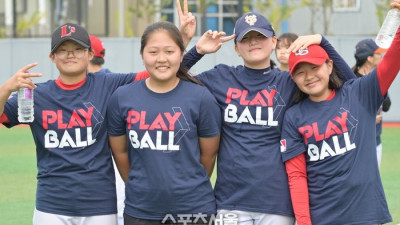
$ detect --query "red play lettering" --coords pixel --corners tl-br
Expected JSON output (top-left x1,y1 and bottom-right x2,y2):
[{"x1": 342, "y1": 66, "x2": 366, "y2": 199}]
[
  {"x1": 299, "y1": 125, "x2": 313, "y2": 145},
  {"x1": 249, "y1": 92, "x2": 267, "y2": 106},
  {"x1": 312, "y1": 122, "x2": 324, "y2": 142},
  {"x1": 42, "y1": 110, "x2": 57, "y2": 130},
  {"x1": 127, "y1": 111, "x2": 140, "y2": 129},
  {"x1": 67, "y1": 110, "x2": 86, "y2": 128},
  {"x1": 324, "y1": 121, "x2": 342, "y2": 139},
  {"x1": 164, "y1": 112, "x2": 181, "y2": 130},
  {"x1": 239, "y1": 90, "x2": 250, "y2": 105},
  {"x1": 333, "y1": 111, "x2": 348, "y2": 133},
  {"x1": 225, "y1": 88, "x2": 241, "y2": 104},
  {"x1": 261, "y1": 89, "x2": 277, "y2": 106},
  {"x1": 57, "y1": 110, "x2": 67, "y2": 129},
  {"x1": 149, "y1": 113, "x2": 168, "y2": 131},
  {"x1": 78, "y1": 107, "x2": 93, "y2": 127},
  {"x1": 139, "y1": 111, "x2": 149, "y2": 130}
]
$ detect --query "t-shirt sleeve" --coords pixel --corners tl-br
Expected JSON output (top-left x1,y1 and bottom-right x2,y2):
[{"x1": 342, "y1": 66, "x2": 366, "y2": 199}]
[
  {"x1": 197, "y1": 88, "x2": 221, "y2": 138},
  {"x1": 2, "y1": 93, "x2": 20, "y2": 128},
  {"x1": 280, "y1": 109, "x2": 307, "y2": 162},
  {"x1": 349, "y1": 70, "x2": 384, "y2": 115},
  {"x1": 105, "y1": 72, "x2": 141, "y2": 88},
  {"x1": 106, "y1": 89, "x2": 126, "y2": 136}
]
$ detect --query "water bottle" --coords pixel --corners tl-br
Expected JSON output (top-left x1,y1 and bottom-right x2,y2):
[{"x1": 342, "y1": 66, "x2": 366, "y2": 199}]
[
  {"x1": 18, "y1": 88, "x2": 34, "y2": 123},
  {"x1": 375, "y1": 8, "x2": 400, "y2": 49}
]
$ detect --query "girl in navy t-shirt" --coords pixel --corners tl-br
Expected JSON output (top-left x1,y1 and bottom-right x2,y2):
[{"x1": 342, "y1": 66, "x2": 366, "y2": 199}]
[
  {"x1": 107, "y1": 21, "x2": 222, "y2": 224},
  {"x1": 280, "y1": 2, "x2": 400, "y2": 224},
  {"x1": 182, "y1": 11, "x2": 355, "y2": 224}
]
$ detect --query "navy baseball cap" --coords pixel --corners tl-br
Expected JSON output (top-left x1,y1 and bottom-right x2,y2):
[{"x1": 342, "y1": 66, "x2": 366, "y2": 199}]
[
  {"x1": 354, "y1": 39, "x2": 387, "y2": 61},
  {"x1": 51, "y1": 23, "x2": 91, "y2": 53},
  {"x1": 234, "y1": 12, "x2": 275, "y2": 42}
]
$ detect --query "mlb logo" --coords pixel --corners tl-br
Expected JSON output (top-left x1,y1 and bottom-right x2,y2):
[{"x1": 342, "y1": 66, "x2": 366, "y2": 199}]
[{"x1": 280, "y1": 139, "x2": 287, "y2": 152}]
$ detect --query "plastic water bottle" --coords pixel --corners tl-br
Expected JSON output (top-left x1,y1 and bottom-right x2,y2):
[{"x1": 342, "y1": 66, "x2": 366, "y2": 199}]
[
  {"x1": 18, "y1": 88, "x2": 34, "y2": 123},
  {"x1": 375, "y1": 8, "x2": 400, "y2": 49}
]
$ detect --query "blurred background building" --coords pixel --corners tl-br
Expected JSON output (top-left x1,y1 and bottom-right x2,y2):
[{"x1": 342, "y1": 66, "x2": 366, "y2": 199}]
[
  {"x1": 0, "y1": 0, "x2": 393, "y2": 38},
  {"x1": 0, "y1": 0, "x2": 399, "y2": 122}
]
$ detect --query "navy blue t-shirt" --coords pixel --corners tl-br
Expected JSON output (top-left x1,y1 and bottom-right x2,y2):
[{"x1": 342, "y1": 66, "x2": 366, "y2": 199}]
[
  {"x1": 3, "y1": 72, "x2": 137, "y2": 216},
  {"x1": 106, "y1": 79, "x2": 221, "y2": 220},
  {"x1": 281, "y1": 71, "x2": 392, "y2": 225},
  {"x1": 183, "y1": 36, "x2": 355, "y2": 216}
]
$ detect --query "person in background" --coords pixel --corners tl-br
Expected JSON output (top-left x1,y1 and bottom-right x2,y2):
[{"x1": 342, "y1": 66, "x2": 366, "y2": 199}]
[
  {"x1": 275, "y1": 33, "x2": 298, "y2": 71},
  {"x1": 352, "y1": 38, "x2": 391, "y2": 169},
  {"x1": 88, "y1": 35, "x2": 111, "y2": 73}
]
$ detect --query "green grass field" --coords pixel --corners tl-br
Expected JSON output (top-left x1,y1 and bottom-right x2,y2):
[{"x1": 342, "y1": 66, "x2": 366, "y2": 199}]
[{"x1": 0, "y1": 126, "x2": 399, "y2": 225}]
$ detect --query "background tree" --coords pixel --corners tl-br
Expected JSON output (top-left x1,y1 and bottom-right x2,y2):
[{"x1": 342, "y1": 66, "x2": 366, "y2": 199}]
[
  {"x1": 253, "y1": 0, "x2": 305, "y2": 34},
  {"x1": 302, "y1": 0, "x2": 333, "y2": 35},
  {"x1": 376, "y1": 0, "x2": 392, "y2": 25}
]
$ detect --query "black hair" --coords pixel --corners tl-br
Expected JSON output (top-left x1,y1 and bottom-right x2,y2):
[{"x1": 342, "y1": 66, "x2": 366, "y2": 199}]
[
  {"x1": 276, "y1": 33, "x2": 298, "y2": 49},
  {"x1": 140, "y1": 21, "x2": 200, "y2": 85},
  {"x1": 90, "y1": 56, "x2": 105, "y2": 66},
  {"x1": 292, "y1": 61, "x2": 343, "y2": 103},
  {"x1": 352, "y1": 55, "x2": 370, "y2": 75}
]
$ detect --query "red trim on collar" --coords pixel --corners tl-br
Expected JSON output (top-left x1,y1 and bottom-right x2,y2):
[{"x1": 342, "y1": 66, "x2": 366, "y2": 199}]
[
  {"x1": 55, "y1": 77, "x2": 86, "y2": 90},
  {"x1": 325, "y1": 89, "x2": 336, "y2": 101}
]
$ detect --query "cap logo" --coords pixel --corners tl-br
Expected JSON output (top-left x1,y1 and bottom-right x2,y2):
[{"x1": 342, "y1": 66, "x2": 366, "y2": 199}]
[
  {"x1": 245, "y1": 14, "x2": 257, "y2": 26},
  {"x1": 295, "y1": 48, "x2": 309, "y2": 56},
  {"x1": 60, "y1": 25, "x2": 76, "y2": 38}
]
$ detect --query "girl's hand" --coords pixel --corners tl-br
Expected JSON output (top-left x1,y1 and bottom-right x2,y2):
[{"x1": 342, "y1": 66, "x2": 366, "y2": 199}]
[
  {"x1": 176, "y1": 0, "x2": 196, "y2": 48},
  {"x1": 287, "y1": 34, "x2": 322, "y2": 53},
  {"x1": 391, "y1": 0, "x2": 400, "y2": 9},
  {"x1": 4, "y1": 63, "x2": 41, "y2": 93},
  {"x1": 195, "y1": 30, "x2": 235, "y2": 55}
]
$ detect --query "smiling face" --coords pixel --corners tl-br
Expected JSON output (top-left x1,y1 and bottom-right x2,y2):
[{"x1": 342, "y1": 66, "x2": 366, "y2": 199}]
[
  {"x1": 49, "y1": 40, "x2": 93, "y2": 81},
  {"x1": 141, "y1": 29, "x2": 183, "y2": 87},
  {"x1": 291, "y1": 60, "x2": 334, "y2": 102},
  {"x1": 234, "y1": 31, "x2": 277, "y2": 69}
]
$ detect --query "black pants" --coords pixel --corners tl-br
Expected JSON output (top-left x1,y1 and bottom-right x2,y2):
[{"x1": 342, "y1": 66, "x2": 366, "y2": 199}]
[{"x1": 124, "y1": 213, "x2": 214, "y2": 225}]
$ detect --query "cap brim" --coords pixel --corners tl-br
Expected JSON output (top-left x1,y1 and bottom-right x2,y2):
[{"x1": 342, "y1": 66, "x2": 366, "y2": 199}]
[
  {"x1": 236, "y1": 28, "x2": 274, "y2": 42},
  {"x1": 375, "y1": 47, "x2": 387, "y2": 54},
  {"x1": 290, "y1": 58, "x2": 327, "y2": 75},
  {"x1": 51, "y1": 37, "x2": 90, "y2": 53}
]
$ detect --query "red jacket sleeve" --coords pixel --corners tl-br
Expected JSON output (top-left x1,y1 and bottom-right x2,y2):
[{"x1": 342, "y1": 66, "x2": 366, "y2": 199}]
[
  {"x1": 134, "y1": 71, "x2": 150, "y2": 81},
  {"x1": 377, "y1": 26, "x2": 400, "y2": 96},
  {"x1": 0, "y1": 113, "x2": 10, "y2": 123},
  {"x1": 285, "y1": 153, "x2": 312, "y2": 225}
]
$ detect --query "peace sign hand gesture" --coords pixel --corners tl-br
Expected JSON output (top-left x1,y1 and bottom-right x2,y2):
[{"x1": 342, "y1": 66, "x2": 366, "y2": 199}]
[{"x1": 176, "y1": 0, "x2": 196, "y2": 48}]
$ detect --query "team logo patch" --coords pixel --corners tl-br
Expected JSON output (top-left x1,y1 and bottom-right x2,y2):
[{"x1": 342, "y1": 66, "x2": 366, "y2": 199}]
[
  {"x1": 295, "y1": 48, "x2": 309, "y2": 56},
  {"x1": 280, "y1": 139, "x2": 287, "y2": 152},
  {"x1": 245, "y1": 15, "x2": 257, "y2": 26},
  {"x1": 61, "y1": 25, "x2": 76, "y2": 38}
]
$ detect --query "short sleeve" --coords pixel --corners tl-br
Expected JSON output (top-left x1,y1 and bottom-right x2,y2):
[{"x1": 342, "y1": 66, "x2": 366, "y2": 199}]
[
  {"x1": 106, "y1": 89, "x2": 126, "y2": 136},
  {"x1": 280, "y1": 110, "x2": 307, "y2": 162},
  {"x1": 197, "y1": 88, "x2": 221, "y2": 137},
  {"x1": 3, "y1": 93, "x2": 21, "y2": 128}
]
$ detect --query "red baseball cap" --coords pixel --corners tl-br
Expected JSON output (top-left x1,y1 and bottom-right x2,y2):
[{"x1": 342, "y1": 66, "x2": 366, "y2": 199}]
[
  {"x1": 89, "y1": 35, "x2": 105, "y2": 58},
  {"x1": 289, "y1": 44, "x2": 330, "y2": 75}
]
